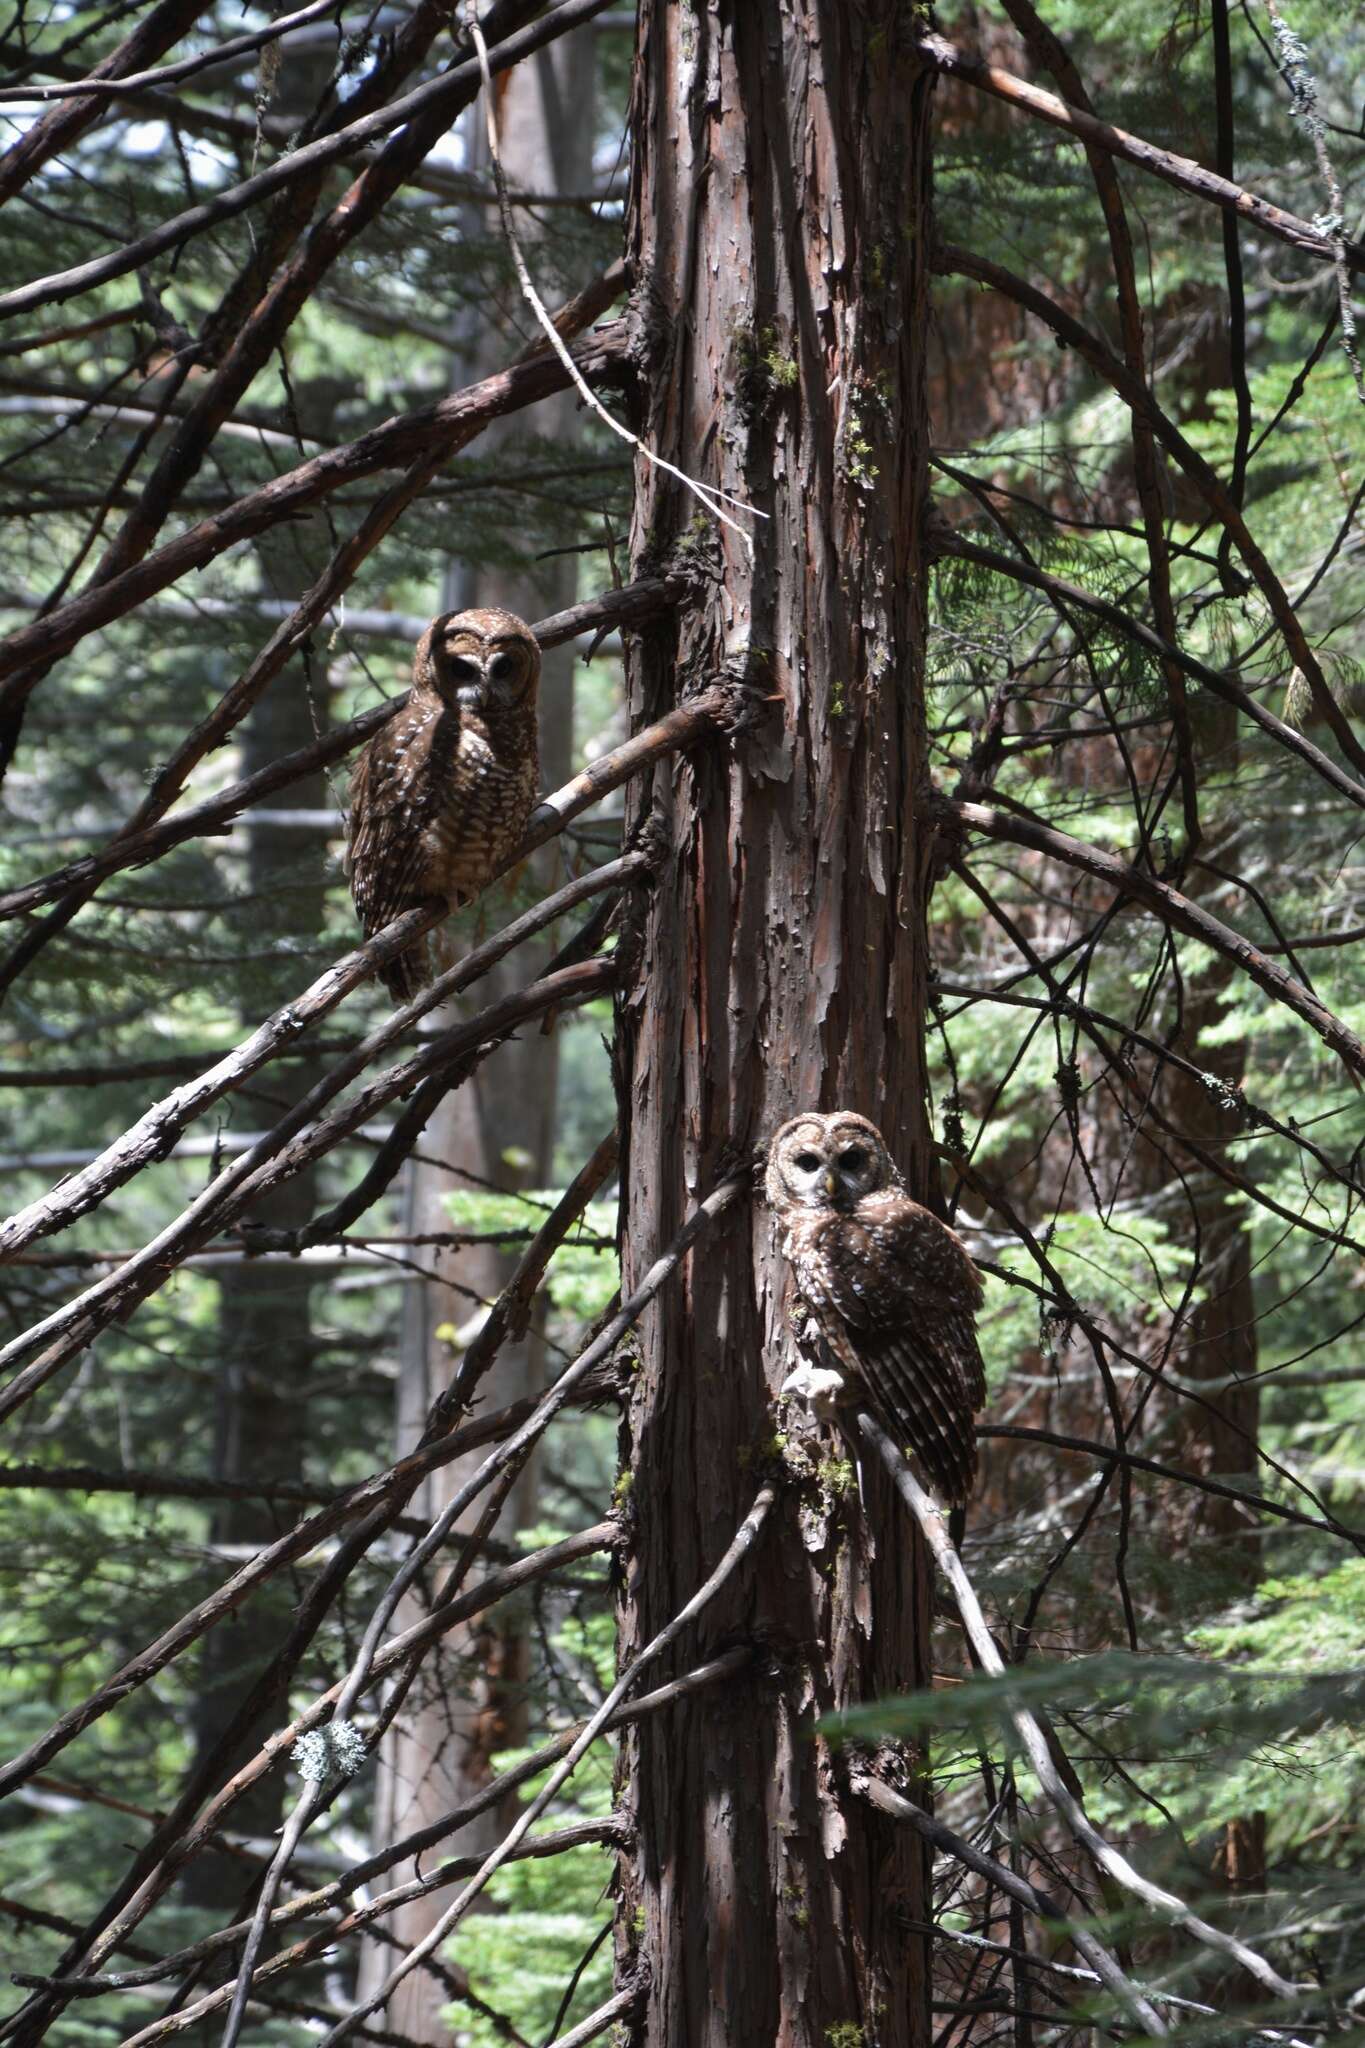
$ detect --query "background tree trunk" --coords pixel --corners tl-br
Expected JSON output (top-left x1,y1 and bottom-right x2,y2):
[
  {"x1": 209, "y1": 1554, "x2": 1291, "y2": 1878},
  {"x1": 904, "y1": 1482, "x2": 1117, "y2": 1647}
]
[
  {"x1": 613, "y1": 6, "x2": 939, "y2": 2041},
  {"x1": 186, "y1": 382, "x2": 332, "y2": 1917},
  {"x1": 359, "y1": 37, "x2": 598, "y2": 2041}
]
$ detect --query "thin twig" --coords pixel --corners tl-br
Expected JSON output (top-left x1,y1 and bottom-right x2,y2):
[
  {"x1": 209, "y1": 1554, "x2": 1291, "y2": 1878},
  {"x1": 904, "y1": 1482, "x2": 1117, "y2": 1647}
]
[{"x1": 54, "y1": 1653, "x2": 748, "y2": 2018}]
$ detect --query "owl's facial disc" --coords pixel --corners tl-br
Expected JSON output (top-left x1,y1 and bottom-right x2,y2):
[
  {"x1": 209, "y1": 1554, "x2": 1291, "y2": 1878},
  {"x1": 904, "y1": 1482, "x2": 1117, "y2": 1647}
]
[
  {"x1": 830, "y1": 1142, "x2": 877, "y2": 1201},
  {"x1": 450, "y1": 640, "x2": 533, "y2": 711},
  {"x1": 439, "y1": 651, "x2": 484, "y2": 706},
  {"x1": 790, "y1": 1129, "x2": 883, "y2": 1208},
  {"x1": 782, "y1": 1127, "x2": 835, "y2": 1207}
]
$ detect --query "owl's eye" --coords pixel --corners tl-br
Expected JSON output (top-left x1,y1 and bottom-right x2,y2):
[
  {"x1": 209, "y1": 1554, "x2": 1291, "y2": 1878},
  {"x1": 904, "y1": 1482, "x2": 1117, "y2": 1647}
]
[
  {"x1": 838, "y1": 1147, "x2": 868, "y2": 1172},
  {"x1": 488, "y1": 651, "x2": 520, "y2": 681},
  {"x1": 447, "y1": 655, "x2": 480, "y2": 682},
  {"x1": 793, "y1": 1151, "x2": 822, "y2": 1172}
]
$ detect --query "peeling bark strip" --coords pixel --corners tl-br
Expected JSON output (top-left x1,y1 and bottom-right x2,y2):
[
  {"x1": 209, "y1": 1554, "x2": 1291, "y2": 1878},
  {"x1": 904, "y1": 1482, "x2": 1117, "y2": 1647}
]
[{"x1": 614, "y1": 7, "x2": 936, "y2": 2043}]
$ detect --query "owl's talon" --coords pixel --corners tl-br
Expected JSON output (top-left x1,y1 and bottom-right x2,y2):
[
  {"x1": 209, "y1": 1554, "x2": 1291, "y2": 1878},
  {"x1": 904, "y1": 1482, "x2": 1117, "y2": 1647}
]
[{"x1": 781, "y1": 1361, "x2": 848, "y2": 1420}]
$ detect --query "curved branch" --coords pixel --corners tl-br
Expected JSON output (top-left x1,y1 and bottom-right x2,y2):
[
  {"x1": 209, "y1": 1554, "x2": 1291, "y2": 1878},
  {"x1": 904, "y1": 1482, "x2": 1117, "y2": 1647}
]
[
  {"x1": 915, "y1": 30, "x2": 1365, "y2": 273},
  {"x1": 954, "y1": 796, "x2": 1365, "y2": 1078}
]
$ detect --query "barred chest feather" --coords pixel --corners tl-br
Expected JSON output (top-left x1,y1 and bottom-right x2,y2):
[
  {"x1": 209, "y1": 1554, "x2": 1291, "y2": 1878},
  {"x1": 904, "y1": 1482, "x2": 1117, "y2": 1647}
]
[{"x1": 429, "y1": 736, "x2": 538, "y2": 905}]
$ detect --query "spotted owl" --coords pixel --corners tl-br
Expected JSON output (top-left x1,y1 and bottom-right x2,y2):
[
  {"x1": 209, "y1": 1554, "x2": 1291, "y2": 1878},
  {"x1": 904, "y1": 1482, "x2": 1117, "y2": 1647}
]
[
  {"x1": 346, "y1": 608, "x2": 541, "y2": 1001},
  {"x1": 765, "y1": 1110, "x2": 985, "y2": 1505}
]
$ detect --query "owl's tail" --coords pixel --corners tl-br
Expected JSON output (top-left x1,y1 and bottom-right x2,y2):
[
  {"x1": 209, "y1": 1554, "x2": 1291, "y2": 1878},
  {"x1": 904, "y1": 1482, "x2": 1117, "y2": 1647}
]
[
  {"x1": 854, "y1": 1337, "x2": 978, "y2": 1509},
  {"x1": 377, "y1": 939, "x2": 430, "y2": 1005}
]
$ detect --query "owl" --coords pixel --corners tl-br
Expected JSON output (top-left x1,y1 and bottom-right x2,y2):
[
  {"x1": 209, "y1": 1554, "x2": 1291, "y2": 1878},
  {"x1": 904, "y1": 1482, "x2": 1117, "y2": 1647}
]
[
  {"x1": 346, "y1": 608, "x2": 541, "y2": 1001},
  {"x1": 765, "y1": 1111, "x2": 985, "y2": 1506}
]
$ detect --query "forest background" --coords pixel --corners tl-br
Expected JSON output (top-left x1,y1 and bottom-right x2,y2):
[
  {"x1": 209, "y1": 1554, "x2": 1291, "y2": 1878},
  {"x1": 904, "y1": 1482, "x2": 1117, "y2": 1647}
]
[{"x1": 0, "y1": 0, "x2": 1362, "y2": 2043}]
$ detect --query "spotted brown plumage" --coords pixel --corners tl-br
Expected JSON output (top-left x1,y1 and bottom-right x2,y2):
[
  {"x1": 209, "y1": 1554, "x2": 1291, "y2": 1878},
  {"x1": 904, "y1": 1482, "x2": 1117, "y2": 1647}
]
[
  {"x1": 765, "y1": 1110, "x2": 984, "y2": 1506},
  {"x1": 346, "y1": 607, "x2": 541, "y2": 1002}
]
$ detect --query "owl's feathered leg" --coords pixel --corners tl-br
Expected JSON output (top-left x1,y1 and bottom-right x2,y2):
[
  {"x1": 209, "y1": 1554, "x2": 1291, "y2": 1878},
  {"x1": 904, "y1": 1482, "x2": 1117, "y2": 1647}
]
[
  {"x1": 378, "y1": 934, "x2": 431, "y2": 1004},
  {"x1": 428, "y1": 914, "x2": 459, "y2": 989}
]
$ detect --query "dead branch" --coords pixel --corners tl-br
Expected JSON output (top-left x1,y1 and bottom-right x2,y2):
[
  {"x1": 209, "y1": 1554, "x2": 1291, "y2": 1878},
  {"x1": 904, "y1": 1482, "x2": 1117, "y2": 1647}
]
[
  {"x1": 0, "y1": 321, "x2": 628, "y2": 698},
  {"x1": 0, "y1": 0, "x2": 623, "y2": 323},
  {"x1": 0, "y1": 855, "x2": 641, "y2": 1259},
  {"x1": 849, "y1": 1773, "x2": 1145, "y2": 2028},
  {"x1": 858, "y1": 1411, "x2": 1309, "y2": 2008},
  {"x1": 49, "y1": 1651, "x2": 748, "y2": 2003},
  {"x1": 0, "y1": 0, "x2": 338, "y2": 104},
  {"x1": 0, "y1": 0, "x2": 212, "y2": 204},
  {"x1": 48, "y1": 1181, "x2": 747, "y2": 1998},
  {"x1": 0, "y1": 574, "x2": 686, "y2": 924},
  {"x1": 0, "y1": 959, "x2": 616, "y2": 1422},
  {"x1": 915, "y1": 29, "x2": 1365, "y2": 273}
]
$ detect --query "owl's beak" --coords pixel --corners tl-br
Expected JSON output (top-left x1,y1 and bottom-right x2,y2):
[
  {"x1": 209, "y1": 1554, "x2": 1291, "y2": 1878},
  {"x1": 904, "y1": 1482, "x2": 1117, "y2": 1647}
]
[{"x1": 822, "y1": 1170, "x2": 838, "y2": 1199}]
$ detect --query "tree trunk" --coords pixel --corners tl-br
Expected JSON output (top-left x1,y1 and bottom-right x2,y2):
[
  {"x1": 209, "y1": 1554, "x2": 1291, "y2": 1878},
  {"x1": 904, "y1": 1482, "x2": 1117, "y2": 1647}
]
[{"x1": 614, "y1": 7, "x2": 938, "y2": 2042}]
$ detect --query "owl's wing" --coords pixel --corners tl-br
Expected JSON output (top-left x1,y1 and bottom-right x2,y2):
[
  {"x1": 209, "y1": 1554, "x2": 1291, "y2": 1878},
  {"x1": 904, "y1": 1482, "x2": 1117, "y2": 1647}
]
[
  {"x1": 346, "y1": 711, "x2": 442, "y2": 937},
  {"x1": 795, "y1": 1199, "x2": 983, "y2": 1505}
]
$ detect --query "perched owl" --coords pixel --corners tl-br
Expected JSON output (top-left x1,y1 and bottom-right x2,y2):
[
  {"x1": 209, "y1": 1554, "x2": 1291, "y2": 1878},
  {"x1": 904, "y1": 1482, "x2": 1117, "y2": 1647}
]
[
  {"x1": 346, "y1": 608, "x2": 541, "y2": 1001},
  {"x1": 765, "y1": 1111, "x2": 985, "y2": 1506}
]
